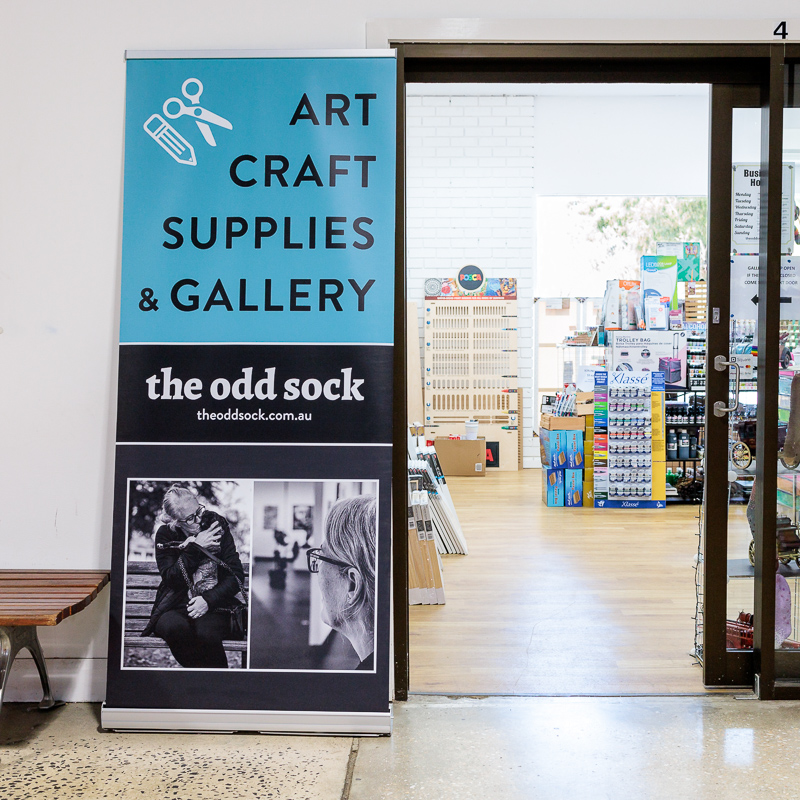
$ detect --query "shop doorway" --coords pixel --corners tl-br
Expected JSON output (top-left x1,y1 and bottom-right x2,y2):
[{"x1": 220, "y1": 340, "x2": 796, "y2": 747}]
[{"x1": 391, "y1": 43, "x2": 799, "y2": 701}]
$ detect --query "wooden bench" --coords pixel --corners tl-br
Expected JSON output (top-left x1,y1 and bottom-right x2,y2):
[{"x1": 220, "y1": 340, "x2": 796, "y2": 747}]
[
  {"x1": 0, "y1": 570, "x2": 110, "y2": 715},
  {"x1": 124, "y1": 561, "x2": 249, "y2": 658}
]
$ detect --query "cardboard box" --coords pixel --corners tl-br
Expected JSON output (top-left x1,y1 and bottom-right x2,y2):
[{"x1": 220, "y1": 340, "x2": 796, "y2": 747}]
[
  {"x1": 565, "y1": 469, "x2": 583, "y2": 507},
  {"x1": 542, "y1": 469, "x2": 565, "y2": 507},
  {"x1": 583, "y1": 469, "x2": 595, "y2": 507},
  {"x1": 540, "y1": 413, "x2": 585, "y2": 432},
  {"x1": 564, "y1": 430, "x2": 584, "y2": 469},
  {"x1": 434, "y1": 437, "x2": 486, "y2": 477},
  {"x1": 539, "y1": 428, "x2": 567, "y2": 469},
  {"x1": 583, "y1": 450, "x2": 594, "y2": 469}
]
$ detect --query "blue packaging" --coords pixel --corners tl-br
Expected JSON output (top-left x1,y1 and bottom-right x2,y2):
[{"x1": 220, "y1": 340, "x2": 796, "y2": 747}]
[
  {"x1": 539, "y1": 428, "x2": 567, "y2": 469},
  {"x1": 565, "y1": 469, "x2": 583, "y2": 507},
  {"x1": 564, "y1": 430, "x2": 584, "y2": 469},
  {"x1": 543, "y1": 469, "x2": 565, "y2": 507}
]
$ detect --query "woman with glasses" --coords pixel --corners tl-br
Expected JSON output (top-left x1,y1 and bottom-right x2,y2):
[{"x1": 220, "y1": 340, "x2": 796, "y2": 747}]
[
  {"x1": 307, "y1": 495, "x2": 376, "y2": 671},
  {"x1": 141, "y1": 485, "x2": 245, "y2": 668}
]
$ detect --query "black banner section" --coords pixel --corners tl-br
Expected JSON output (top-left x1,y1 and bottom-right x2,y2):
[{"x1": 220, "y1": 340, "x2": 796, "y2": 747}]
[
  {"x1": 116, "y1": 344, "x2": 393, "y2": 444},
  {"x1": 106, "y1": 444, "x2": 391, "y2": 713}
]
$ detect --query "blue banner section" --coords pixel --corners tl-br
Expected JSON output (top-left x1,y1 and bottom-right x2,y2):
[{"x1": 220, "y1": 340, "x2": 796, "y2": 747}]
[{"x1": 121, "y1": 58, "x2": 396, "y2": 343}]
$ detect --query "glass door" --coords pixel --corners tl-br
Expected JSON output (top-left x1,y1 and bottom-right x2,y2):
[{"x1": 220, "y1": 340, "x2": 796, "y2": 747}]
[
  {"x1": 702, "y1": 84, "x2": 766, "y2": 689},
  {"x1": 703, "y1": 59, "x2": 797, "y2": 696},
  {"x1": 769, "y1": 59, "x2": 800, "y2": 691}
]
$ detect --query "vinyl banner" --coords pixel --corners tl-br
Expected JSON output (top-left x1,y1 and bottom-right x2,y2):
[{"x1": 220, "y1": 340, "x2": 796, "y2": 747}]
[{"x1": 103, "y1": 53, "x2": 396, "y2": 734}]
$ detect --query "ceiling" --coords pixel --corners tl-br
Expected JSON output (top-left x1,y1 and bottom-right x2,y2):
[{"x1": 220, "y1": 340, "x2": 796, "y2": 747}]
[{"x1": 407, "y1": 83, "x2": 710, "y2": 97}]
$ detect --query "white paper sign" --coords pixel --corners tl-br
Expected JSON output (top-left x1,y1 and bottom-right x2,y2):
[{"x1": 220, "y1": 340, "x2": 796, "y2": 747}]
[
  {"x1": 731, "y1": 163, "x2": 795, "y2": 255},
  {"x1": 729, "y1": 256, "x2": 800, "y2": 320}
]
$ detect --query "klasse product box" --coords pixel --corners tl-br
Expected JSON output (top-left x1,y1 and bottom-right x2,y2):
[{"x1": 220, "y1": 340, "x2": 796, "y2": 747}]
[
  {"x1": 565, "y1": 469, "x2": 583, "y2": 507},
  {"x1": 564, "y1": 430, "x2": 584, "y2": 469},
  {"x1": 542, "y1": 469, "x2": 565, "y2": 507},
  {"x1": 540, "y1": 429, "x2": 567, "y2": 469},
  {"x1": 434, "y1": 437, "x2": 486, "y2": 477}
]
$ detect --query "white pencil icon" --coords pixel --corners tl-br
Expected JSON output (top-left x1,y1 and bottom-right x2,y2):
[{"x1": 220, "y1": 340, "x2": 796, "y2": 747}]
[{"x1": 143, "y1": 114, "x2": 197, "y2": 166}]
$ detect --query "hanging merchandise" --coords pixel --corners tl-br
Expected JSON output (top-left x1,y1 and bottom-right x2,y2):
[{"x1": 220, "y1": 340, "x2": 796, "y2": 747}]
[
  {"x1": 592, "y1": 371, "x2": 667, "y2": 509},
  {"x1": 600, "y1": 280, "x2": 644, "y2": 331}
]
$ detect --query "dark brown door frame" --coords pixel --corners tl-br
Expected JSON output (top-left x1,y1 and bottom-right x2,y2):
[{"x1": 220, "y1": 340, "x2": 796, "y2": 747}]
[{"x1": 391, "y1": 42, "x2": 792, "y2": 701}]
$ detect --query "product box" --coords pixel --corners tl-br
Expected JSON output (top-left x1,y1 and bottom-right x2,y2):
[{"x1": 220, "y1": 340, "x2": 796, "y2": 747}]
[
  {"x1": 434, "y1": 437, "x2": 486, "y2": 477},
  {"x1": 564, "y1": 469, "x2": 583, "y2": 507},
  {"x1": 540, "y1": 428, "x2": 567, "y2": 469},
  {"x1": 641, "y1": 255, "x2": 679, "y2": 312},
  {"x1": 564, "y1": 430, "x2": 584, "y2": 469},
  {"x1": 656, "y1": 242, "x2": 701, "y2": 283},
  {"x1": 609, "y1": 331, "x2": 687, "y2": 390},
  {"x1": 583, "y1": 469, "x2": 595, "y2": 507},
  {"x1": 542, "y1": 468, "x2": 565, "y2": 507}
]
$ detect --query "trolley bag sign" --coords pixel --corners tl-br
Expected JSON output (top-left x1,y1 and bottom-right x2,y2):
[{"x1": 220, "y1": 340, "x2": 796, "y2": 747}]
[{"x1": 103, "y1": 52, "x2": 396, "y2": 735}]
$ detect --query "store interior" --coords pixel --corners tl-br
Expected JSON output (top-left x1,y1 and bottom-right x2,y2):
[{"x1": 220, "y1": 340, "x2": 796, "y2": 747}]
[{"x1": 404, "y1": 82, "x2": 800, "y2": 695}]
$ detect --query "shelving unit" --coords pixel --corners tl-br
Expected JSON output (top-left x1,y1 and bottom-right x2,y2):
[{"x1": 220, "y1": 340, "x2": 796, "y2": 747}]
[{"x1": 423, "y1": 297, "x2": 521, "y2": 470}]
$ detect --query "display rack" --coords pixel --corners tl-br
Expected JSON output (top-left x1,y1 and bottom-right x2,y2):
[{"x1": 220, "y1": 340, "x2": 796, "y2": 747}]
[{"x1": 423, "y1": 296, "x2": 521, "y2": 470}]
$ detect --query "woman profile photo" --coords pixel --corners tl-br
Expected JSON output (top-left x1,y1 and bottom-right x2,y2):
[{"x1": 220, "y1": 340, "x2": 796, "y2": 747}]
[
  {"x1": 306, "y1": 495, "x2": 377, "y2": 671},
  {"x1": 140, "y1": 484, "x2": 247, "y2": 669}
]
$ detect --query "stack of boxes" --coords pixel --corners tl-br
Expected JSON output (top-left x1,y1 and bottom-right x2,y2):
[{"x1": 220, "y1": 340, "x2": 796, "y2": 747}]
[{"x1": 539, "y1": 404, "x2": 594, "y2": 507}]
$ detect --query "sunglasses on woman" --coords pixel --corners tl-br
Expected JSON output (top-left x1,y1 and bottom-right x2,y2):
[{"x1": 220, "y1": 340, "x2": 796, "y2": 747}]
[{"x1": 306, "y1": 547, "x2": 355, "y2": 573}]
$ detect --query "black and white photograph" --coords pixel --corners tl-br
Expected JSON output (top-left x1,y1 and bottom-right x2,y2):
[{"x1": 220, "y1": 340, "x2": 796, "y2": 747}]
[
  {"x1": 249, "y1": 480, "x2": 378, "y2": 671},
  {"x1": 122, "y1": 479, "x2": 252, "y2": 670}
]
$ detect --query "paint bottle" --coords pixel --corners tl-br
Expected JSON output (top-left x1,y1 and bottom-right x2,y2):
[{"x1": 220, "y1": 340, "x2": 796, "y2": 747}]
[
  {"x1": 667, "y1": 429, "x2": 678, "y2": 461},
  {"x1": 678, "y1": 429, "x2": 690, "y2": 460}
]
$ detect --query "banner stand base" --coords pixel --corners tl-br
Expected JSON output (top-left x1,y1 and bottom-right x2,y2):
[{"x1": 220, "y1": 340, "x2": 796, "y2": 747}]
[{"x1": 101, "y1": 704, "x2": 392, "y2": 735}]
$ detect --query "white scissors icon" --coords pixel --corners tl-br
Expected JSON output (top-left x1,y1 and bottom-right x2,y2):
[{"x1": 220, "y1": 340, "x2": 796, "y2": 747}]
[{"x1": 163, "y1": 78, "x2": 232, "y2": 147}]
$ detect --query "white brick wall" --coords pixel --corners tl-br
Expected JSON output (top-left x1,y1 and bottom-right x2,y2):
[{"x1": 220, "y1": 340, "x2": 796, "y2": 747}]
[{"x1": 406, "y1": 94, "x2": 536, "y2": 465}]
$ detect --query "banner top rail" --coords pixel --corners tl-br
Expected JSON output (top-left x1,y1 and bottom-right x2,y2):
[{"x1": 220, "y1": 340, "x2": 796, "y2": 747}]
[{"x1": 125, "y1": 49, "x2": 397, "y2": 60}]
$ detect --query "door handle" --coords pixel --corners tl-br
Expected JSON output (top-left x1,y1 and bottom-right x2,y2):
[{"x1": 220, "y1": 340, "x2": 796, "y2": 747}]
[{"x1": 713, "y1": 355, "x2": 741, "y2": 417}]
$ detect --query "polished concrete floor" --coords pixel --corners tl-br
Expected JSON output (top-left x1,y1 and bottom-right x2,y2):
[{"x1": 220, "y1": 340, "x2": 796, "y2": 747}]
[{"x1": 4, "y1": 696, "x2": 800, "y2": 799}]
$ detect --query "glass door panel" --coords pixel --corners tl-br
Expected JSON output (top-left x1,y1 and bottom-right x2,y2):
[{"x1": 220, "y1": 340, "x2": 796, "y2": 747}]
[
  {"x1": 774, "y1": 68, "x2": 800, "y2": 679},
  {"x1": 723, "y1": 108, "x2": 762, "y2": 651}
]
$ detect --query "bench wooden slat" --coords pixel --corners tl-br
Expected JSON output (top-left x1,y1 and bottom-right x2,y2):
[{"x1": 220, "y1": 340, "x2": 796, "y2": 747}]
[
  {"x1": 0, "y1": 571, "x2": 109, "y2": 584},
  {"x1": 0, "y1": 571, "x2": 109, "y2": 627}
]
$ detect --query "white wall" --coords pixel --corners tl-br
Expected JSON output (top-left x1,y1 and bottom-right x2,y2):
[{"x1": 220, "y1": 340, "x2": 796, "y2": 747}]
[
  {"x1": 535, "y1": 95, "x2": 709, "y2": 197},
  {"x1": 405, "y1": 94, "x2": 536, "y2": 461},
  {"x1": 1, "y1": 3, "x2": 794, "y2": 701}
]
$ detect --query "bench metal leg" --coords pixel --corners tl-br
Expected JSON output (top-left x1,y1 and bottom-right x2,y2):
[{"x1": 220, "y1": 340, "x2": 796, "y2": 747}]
[{"x1": 0, "y1": 626, "x2": 64, "y2": 715}]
